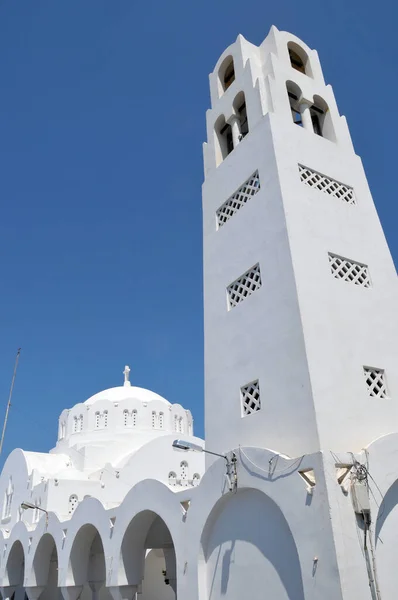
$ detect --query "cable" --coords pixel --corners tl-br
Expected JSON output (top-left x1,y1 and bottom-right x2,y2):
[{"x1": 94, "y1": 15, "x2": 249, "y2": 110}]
[{"x1": 238, "y1": 446, "x2": 305, "y2": 477}]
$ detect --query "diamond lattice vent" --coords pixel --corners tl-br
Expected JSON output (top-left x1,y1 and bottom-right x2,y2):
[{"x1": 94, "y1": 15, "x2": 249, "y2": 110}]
[
  {"x1": 227, "y1": 264, "x2": 262, "y2": 309},
  {"x1": 217, "y1": 171, "x2": 260, "y2": 228},
  {"x1": 328, "y1": 254, "x2": 370, "y2": 287},
  {"x1": 299, "y1": 165, "x2": 356, "y2": 205},
  {"x1": 241, "y1": 380, "x2": 261, "y2": 416},
  {"x1": 363, "y1": 367, "x2": 389, "y2": 399}
]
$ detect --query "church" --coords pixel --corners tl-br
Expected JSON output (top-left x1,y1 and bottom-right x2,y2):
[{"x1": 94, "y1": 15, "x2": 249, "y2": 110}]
[{"x1": 0, "y1": 25, "x2": 397, "y2": 600}]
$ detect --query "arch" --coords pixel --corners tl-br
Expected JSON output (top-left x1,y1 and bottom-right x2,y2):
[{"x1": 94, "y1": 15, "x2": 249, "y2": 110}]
[
  {"x1": 311, "y1": 95, "x2": 336, "y2": 141},
  {"x1": 5, "y1": 540, "x2": 25, "y2": 588},
  {"x1": 119, "y1": 509, "x2": 177, "y2": 595},
  {"x1": 218, "y1": 55, "x2": 235, "y2": 95},
  {"x1": 66, "y1": 524, "x2": 106, "y2": 588},
  {"x1": 199, "y1": 488, "x2": 305, "y2": 600},
  {"x1": 233, "y1": 91, "x2": 249, "y2": 140},
  {"x1": 286, "y1": 81, "x2": 303, "y2": 126},
  {"x1": 214, "y1": 115, "x2": 233, "y2": 166},
  {"x1": 287, "y1": 41, "x2": 312, "y2": 76},
  {"x1": 30, "y1": 533, "x2": 58, "y2": 589}
]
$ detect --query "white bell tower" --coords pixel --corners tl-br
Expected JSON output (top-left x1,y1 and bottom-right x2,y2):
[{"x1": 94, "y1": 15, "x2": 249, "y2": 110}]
[{"x1": 202, "y1": 26, "x2": 398, "y2": 460}]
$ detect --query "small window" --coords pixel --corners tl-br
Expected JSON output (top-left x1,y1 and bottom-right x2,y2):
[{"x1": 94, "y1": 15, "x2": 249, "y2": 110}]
[
  {"x1": 180, "y1": 461, "x2": 188, "y2": 480},
  {"x1": 104, "y1": 411, "x2": 108, "y2": 428},
  {"x1": 193, "y1": 473, "x2": 201, "y2": 486},
  {"x1": 289, "y1": 48, "x2": 305, "y2": 73},
  {"x1": 168, "y1": 471, "x2": 177, "y2": 486},
  {"x1": 78, "y1": 415, "x2": 83, "y2": 432},
  {"x1": 214, "y1": 115, "x2": 233, "y2": 166},
  {"x1": 287, "y1": 43, "x2": 310, "y2": 76},
  {"x1": 235, "y1": 96, "x2": 248, "y2": 138},
  {"x1": 68, "y1": 494, "x2": 78, "y2": 515},
  {"x1": 288, "y1": 92, "x2": 302, "y2": 126},
  {"x1": 219, "y1": 56, "x2": 235, "y2": 93},
  {"x1": 95, "y1": 412, "x2": 100, "y2": 429},
  {"x1": 223, "y1": 60, "x2": 235, "y2": 90},
  {"x1": 123, "y1": 409, "x2": 129, "y2": 427},
  {"x1": 159, "y1": 412, "x2": 164, "y2": 429},
  {"x1": 174, "y1": 415, "x2": 178, "y2": 431},
  {"x1": 152, "y1": 411, "x2": 156, "y2": 428},
  {"x1": 132, "y1": 409, "x2": 137, "y2": 427},
  {"x1": 73, "y1": 416, "x2": 78, "y2": 433}
]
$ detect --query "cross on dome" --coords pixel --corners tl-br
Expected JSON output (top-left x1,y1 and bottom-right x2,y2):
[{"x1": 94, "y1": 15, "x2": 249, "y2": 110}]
[{"x1": 123, "y1": 365, "x2": 131, "y2": 387}]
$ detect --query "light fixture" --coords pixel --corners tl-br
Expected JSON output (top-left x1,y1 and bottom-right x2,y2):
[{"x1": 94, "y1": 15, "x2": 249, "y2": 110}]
[
  {"x1": 21, "y1": 501, "x2": 48, "y2": 525},
  {"x1": 172, "y1": 439, "x2": 237, "y2": 491},
  {"x1": 172, "y1": 439, "x2": 227, "y2": 460}
]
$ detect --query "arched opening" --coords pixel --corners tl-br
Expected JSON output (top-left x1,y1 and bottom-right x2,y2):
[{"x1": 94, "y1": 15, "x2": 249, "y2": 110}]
[
  {"x1": 31, "y1": 534, "x2": 62, "y2": 600},
  {"x1": 5, "y1": 540, "x2": 25, "y2": 598},
  {"x1": 286, "y1": 81, "x2": 303, "y2": 126},
  {"x1": 233, "y1": 91, "x2": 249, "y2": 140},
  {"x1": 119, "y1": 510, "x2": 176, "y2": 599},
  {"x1": 311, "y1": 95, "x2": 336, "y2": 141},
  {"x1": 287, "y1": 42, "x2": 311, "y2": 76},
  {"x1": 199, "y1": 489, "x2": 305, "y2": 600},
  {"x1": 67, "y1": 524, "x2": 107, "y2": 598},
  {"x1": 214, "y1": 115, "x2": 233, "y2": 166},
  {"x1": 218, "y1": 56, "x2": 235, "y2": 95},
  {"x1": 376, "y1": 480, "x2": 398, "y2": 595}
]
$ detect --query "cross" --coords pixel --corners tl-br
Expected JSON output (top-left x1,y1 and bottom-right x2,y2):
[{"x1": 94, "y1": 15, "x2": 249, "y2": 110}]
[{"x1": 123, "y1": 365, "x2": 131, "y2": 386}]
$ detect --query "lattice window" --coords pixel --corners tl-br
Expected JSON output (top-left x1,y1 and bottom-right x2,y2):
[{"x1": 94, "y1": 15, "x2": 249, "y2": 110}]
[
  {"x1": 178, "y1": 416, "x2": 184, "y2": 433},
  {"x1": 299, "y1": 165, "x2": 355, "y2": 205},
  {"x1": 328, "y1": 254, "x2": 370, "y2": 287},
  {"x1": 95, "y1": 412, "x2": 100, "y2": 429},
  {"x1": 216, "y1": 171, "x2": 260, "y2": 228},
  {"x1": 78, "y1": 415, "x2": 83, "y2": 432},
  {"x1": 227, "y1": 264, "x2": 262, "y2": 309},
  {"x1": 123, "y1": 409, "x2": 129, "y2": 427},
  {"x1": 152, "y1": 411, "x2": 157, "y2": 428},
  {"x1": 174, "y1": 415, "x2": 178, "y2": 431},
  {"x1": 73, "y1": 416, "x2": 78, "y2": 433},
  {"x1": 363, "y1": 367, "x2": 389, "y2": 398},
  {"x1": 104, "y1": 411, "x2": 108, "y2": 428},
  {"x1": 241, "y1": 380, "x2": 261, "y2": 416},
  {"x1": 159, "y1": 412, "x2": 164, "y2": 429},
  {"x1": 132, "y1": 409, "x2": 137, "y2": 427}
]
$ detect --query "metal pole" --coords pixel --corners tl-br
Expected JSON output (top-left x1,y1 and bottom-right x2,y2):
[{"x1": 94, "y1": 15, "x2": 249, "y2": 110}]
[{"x1": 0, "y1": 348, "x2": 21, "y2": 458}]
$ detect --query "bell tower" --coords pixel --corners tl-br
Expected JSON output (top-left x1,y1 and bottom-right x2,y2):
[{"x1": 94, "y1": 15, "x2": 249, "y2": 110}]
[{"x1": 202, "y1": 26, "x2": 398, "y2": 460}]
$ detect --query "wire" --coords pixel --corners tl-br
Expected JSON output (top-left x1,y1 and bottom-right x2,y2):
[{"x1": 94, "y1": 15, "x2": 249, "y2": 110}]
[{"x1": 238, "y1": 446, "x2": 305, "y2": 477}]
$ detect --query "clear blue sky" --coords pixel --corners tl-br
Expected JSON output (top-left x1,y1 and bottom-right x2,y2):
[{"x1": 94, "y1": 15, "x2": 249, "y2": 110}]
[{"x1": 0, "y1": 0, "x2": 396, "y2": 461}]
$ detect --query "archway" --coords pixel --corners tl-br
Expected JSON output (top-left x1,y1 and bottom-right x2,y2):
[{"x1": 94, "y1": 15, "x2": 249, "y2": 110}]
[
  {"x1": 67, "y1": 525, "x2": 110, "y2": 600},
  {"x1": 119, "y1": 510, "x2": 176, "y2": 600},
  {"x1": 4, "y1": 540, "x2": 25, "y2": 600},
  {"x1": 375, "y1": 479, "x2": 398, "y2": 598},
  {"x1": 31, "y1": 534, "x2": 61, "y2": 600},
  {"x1": 199, "y1": 489, "x2": 305, "y2": 600}
]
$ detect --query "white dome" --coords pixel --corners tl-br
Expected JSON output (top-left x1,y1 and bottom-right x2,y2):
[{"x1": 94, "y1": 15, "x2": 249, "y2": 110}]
[{"x1": 84, "y1": 385, "x2": 171, "y2": 407}]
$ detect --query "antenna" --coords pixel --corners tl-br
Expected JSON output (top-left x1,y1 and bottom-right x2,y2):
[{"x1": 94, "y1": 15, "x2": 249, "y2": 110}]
[{"x1": 0, "y1": 348, "x2": 21, "y2": 458}]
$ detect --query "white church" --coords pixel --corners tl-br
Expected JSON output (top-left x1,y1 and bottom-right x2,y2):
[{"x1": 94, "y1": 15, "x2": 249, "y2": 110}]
[{"x1": 0, "y1": 25, "x2": 397, "y2": 600}]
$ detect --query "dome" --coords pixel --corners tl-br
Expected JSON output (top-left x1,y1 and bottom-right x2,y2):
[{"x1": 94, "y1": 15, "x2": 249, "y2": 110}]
[{"x1": 84, "y1": 385, "x2": 171, "y2": 407}]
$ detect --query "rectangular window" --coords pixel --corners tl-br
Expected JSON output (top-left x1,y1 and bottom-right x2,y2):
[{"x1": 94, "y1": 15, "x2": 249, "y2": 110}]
[
  {"x1": 299, "y1": 164, "x2": 356, "y2": 205},
  {"x1": 216, "y1": 171, "x2": 260, "y2": 228},
  {"x1": 363, "y1": 367, "x2": 389, "y2": 399},
  {"x1": 241, "y1": 380, "x2": 261, "y2": 416},
  {"x1": 328, "y1": 253, "x2": 370, "y2": 288},
  {"x1": 227, "y1": 264, "x2": 262, "y2": 309}
]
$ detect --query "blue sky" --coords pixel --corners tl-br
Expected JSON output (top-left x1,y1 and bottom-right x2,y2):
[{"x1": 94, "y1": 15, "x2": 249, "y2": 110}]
[{"x1": 0, "y1": 0, "x2": 396, "y2": 461}]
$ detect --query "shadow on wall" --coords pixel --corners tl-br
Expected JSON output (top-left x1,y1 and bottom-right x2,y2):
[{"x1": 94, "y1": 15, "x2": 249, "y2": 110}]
[
  {"x1": 200, "y1": 489, "x2": 305, "y2": 600},
  {"x1": 374, "y1": 479, "x2": 398, "y2": 598}
]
